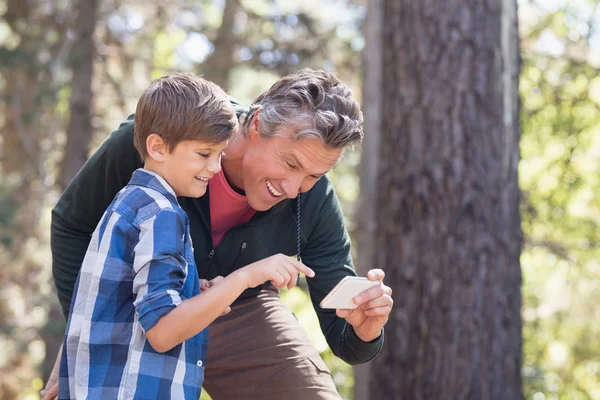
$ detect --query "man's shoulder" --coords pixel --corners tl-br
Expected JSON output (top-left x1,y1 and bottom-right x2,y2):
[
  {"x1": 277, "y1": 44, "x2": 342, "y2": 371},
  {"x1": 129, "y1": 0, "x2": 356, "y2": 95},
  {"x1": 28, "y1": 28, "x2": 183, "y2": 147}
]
[
  {"x1": 302, "y1": 175, "x2": 338, "y2": 208},
  {"x1": 286, "y1": 175, "x2": 342, "y2": 227}
]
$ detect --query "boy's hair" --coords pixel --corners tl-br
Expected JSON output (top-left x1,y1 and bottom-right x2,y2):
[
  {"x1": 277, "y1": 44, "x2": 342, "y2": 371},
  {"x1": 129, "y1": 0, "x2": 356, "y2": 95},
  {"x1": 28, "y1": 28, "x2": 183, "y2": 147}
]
[{"x1": 134, "y1": 73, "x2": 238, "y2": 159}]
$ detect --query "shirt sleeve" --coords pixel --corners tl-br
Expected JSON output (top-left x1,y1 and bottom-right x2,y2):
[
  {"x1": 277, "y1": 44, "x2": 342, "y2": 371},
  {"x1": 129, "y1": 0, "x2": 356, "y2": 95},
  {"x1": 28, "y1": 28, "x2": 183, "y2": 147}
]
[
  {"x1": 51, "y1": 116, "x2": 142, "y2": 318},
  {"x1": 301, "y1": 178, "x2": 384, "y2": 365},
  {"x1": 132, "y1": 209, "x2": 188, "y2": 332}
]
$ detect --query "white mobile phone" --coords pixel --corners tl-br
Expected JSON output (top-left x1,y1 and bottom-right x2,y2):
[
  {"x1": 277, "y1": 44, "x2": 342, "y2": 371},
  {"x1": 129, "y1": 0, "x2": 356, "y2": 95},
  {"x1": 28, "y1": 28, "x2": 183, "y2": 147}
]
[{"x1": 319, "y1": 276, "x2": 380, "y2": 309}]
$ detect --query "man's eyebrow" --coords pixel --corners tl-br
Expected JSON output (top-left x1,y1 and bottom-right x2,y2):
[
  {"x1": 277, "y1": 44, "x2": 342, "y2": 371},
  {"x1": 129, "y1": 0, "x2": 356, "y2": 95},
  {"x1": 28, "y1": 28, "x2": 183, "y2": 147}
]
[
  {"x1": 290, "y1": 154, "x2": 328, "y2": 177},
  {"x1": 290, "y1": 154, "x2": 305, "y2": 170}
]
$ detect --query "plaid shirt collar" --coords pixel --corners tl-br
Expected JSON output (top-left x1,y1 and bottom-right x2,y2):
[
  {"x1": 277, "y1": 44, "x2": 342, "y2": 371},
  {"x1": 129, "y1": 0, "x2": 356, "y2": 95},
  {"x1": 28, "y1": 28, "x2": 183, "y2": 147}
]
[{"x1": 129, "y1": 168, "x2": 178, "y2": 205}]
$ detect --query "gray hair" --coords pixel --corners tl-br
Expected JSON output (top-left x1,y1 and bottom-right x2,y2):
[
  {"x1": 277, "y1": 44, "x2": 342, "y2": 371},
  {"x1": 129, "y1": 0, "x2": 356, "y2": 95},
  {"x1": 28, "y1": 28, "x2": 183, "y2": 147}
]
[{"x1": 242, "y1": 69, "x2": 364, "y2": 149}]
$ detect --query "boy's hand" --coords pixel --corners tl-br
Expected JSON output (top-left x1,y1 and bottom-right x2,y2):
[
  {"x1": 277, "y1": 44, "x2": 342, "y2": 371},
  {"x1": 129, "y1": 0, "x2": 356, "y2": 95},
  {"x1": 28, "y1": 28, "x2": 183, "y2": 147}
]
[
  {"x1": 200, "y1": 276, "x2": 231, "y2": 315},
  {"x1": 239, "y1": 254, "x2": 315, "y2": 290}
]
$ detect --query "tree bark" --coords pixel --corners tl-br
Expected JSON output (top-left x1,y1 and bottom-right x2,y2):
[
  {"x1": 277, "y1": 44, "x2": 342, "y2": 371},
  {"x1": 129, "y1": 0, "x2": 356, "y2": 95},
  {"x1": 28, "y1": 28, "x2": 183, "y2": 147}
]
[
  {"x1": 58, "y1": 0, "x2": 98, "y2": 190},
  {"x1": 201, "y1": 0, "x2": 241, "y2": 91},
  {"x1": 359, "y1": 0, "x2": 522, "y2": 399},
  {"x1": 354, "y1": 0, "x2": 384, "y2": 398}
]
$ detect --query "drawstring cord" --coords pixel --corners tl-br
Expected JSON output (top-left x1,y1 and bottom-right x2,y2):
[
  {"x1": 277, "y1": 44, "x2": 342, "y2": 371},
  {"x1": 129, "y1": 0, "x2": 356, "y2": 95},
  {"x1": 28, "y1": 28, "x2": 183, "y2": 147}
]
[{"x1": 296, "y1": 194, "x2": 301, "y2": 262}]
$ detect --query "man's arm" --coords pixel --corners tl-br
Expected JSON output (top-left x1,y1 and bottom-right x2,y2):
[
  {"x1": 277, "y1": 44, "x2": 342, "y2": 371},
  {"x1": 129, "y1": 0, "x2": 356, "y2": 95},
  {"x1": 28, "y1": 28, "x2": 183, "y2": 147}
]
[
  {"x1": 301, "y1": 178, "x2": 384, "y2": 365},
  {"x1": 52, "y1": 116, "x2": 141, "y2": 318}
]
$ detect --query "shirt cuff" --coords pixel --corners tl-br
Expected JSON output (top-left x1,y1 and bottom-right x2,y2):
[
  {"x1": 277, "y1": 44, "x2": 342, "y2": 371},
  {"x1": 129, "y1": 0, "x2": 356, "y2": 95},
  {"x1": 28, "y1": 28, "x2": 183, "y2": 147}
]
[
  {"x1": 345, "y1": 325, "x2": 385, "y2": 362},
  {"x1": 135, "y1": 289, "x2": 182, "y2": 332}
]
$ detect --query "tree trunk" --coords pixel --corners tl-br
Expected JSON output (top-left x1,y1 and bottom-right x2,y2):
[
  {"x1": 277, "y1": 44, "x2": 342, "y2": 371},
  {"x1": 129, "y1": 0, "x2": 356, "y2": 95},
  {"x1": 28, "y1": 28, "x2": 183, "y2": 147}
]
[
  {"x1": 359, "y1": 0, "x2": 522, "y2": 399},
  {"x1": 58, "y1": 0, "x2": 98, "y2": 190},
  {"x1": 201, "y1": 0, "x2": 241, "y2": 91},
  {"x1": 354, "y1": 0, "x2": 384, "y2": 398}
]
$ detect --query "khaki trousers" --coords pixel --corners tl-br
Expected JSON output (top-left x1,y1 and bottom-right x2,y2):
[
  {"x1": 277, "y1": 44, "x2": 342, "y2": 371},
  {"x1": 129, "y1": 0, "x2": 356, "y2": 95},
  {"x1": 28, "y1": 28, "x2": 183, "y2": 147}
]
[{"x1": 203, "y1": 289, "x2": 341, "y2": 399}]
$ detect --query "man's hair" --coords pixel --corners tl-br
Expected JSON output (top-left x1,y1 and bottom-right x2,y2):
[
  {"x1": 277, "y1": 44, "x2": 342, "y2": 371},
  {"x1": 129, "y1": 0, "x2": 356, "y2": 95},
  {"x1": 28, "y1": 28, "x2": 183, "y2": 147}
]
[
  {"x1": 243, "y1": 69, "x2": 363, "y2": 149},
  {"x1": 134, "y1": 73, "x2": 238, "y2": 159}
]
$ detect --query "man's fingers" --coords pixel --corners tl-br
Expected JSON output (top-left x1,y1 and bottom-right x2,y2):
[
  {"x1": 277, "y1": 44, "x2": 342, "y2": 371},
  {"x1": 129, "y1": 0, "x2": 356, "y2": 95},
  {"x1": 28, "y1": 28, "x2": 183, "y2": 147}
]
[
  {"x1": 367, "y1": 269, "x2": 385, "y2": 281},
  {"x1": 42, "y1": 382, "x2": 58, "y2": 400},
  {"x1": 200, "y1": 279, "x2": 211, "y2": 290},
  {"x1": 359, "y1": 294, "x2": 393, "y2": 311},
  {"x1": 365, "y1": 306, "x2": 392, "y2": 317},
  {"x1": 353, "y1": 283, "x2": 387, "y2": 305},
  {"x1": 336, "y1": 308, "x2": 352, "y2": 318}
]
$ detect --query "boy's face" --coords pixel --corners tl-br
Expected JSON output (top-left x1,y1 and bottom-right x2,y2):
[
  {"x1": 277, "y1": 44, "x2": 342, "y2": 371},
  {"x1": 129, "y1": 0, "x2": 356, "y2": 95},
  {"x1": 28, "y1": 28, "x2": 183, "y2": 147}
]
[{"x1": 162, "y1": 139, "x2": 228, "y2": 198}]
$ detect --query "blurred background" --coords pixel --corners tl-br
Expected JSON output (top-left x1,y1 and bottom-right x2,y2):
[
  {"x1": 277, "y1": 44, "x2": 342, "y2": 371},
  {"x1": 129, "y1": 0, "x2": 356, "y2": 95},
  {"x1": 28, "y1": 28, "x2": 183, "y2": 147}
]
[{"x1": 0, "y1": 0, "x2": 599, "y2": 399}]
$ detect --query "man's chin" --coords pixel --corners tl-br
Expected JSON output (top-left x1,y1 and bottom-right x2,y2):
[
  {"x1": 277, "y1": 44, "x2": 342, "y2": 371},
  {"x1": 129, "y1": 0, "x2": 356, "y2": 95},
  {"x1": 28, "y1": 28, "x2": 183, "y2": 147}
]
[{"x1": 247, "y1": 195, "x2": 280, "y2": 212}]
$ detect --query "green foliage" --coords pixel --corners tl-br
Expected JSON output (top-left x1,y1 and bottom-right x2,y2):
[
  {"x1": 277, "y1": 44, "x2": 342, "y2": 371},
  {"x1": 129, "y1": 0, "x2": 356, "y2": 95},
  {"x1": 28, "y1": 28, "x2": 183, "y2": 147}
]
[
  {"x1": 0, "y1": 0, "x2": 365, "y2": 398},
  {"x1": 520, "y1": 1, "x2": 600, "y2": 398}
]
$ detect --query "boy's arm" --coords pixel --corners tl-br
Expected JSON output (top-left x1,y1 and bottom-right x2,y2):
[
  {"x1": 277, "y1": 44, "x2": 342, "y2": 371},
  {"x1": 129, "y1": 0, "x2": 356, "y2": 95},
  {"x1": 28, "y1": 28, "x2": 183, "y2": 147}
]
[
  {"x1": 134, "y1": 209, "x2": 250, "y2": 353},
  {"x1": 145, "y1": 272, "x2": 249, "y2": 353},
  {"x1": 52, "y1": 117, "x2": 141, "y2": 318},
  {"x1": 146, "y1": 257, "x2": 313, "y2": 353},
  {"x1": 135, "y1": 210, "x2": 314, "y2": 353}
]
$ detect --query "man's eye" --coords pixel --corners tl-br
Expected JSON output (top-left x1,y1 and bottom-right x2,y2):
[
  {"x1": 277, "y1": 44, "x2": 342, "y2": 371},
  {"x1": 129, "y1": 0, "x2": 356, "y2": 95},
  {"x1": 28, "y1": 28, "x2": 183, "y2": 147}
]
[{"x1": 286, "y1": 161, "x2": 296, "y2": 169}]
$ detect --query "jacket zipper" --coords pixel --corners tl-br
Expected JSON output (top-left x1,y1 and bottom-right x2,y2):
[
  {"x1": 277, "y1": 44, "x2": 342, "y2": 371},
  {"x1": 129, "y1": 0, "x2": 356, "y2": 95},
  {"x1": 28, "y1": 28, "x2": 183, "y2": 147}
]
[
  {"x1": 206, "y1": 241, "x2": 247, "y2": 278},
  {"x1": 227, "y1": 241, "x2": 247, "y2": 275}
]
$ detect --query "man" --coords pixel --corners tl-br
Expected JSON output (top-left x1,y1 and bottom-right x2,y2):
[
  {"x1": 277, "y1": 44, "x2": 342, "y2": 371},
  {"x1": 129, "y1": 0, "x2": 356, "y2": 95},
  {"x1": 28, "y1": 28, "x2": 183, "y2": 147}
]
[{"x1": 45, "y1": 69, "x2": 393, "y2": 399}]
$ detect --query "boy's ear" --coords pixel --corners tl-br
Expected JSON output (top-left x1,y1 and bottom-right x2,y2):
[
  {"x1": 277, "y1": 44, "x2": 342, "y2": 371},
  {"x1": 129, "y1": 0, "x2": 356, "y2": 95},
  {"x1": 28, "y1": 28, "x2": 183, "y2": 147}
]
[{"x1": 146, "y1": 134, "x2": 167, "y2": 162}]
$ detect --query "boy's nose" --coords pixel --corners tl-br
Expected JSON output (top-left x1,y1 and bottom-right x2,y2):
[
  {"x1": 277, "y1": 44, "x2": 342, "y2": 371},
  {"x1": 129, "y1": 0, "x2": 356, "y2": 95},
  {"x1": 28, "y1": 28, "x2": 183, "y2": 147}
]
[{"x1": 207, "y1": 158, "x2": 221, "y2": 174}]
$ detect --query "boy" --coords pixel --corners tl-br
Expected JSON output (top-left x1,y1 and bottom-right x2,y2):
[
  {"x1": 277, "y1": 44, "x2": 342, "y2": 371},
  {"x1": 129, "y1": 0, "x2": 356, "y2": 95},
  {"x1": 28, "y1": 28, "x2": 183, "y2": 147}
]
[{"x1": 58, "y1": 74, "x2": 314, "y2": 399}]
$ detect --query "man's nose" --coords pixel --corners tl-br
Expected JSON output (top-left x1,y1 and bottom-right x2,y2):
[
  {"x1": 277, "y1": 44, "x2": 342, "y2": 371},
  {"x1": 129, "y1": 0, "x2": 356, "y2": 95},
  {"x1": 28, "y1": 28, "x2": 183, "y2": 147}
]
[{"x1": 281, "y1": 176, "x2": 303, "y2": 198}]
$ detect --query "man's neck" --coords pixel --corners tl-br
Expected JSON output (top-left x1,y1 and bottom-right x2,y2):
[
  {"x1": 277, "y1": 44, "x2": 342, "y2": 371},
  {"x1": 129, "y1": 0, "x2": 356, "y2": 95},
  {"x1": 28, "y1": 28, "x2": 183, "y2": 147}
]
[{"x1": 221, "y1": 138, "x2": 246, "y2": 192}]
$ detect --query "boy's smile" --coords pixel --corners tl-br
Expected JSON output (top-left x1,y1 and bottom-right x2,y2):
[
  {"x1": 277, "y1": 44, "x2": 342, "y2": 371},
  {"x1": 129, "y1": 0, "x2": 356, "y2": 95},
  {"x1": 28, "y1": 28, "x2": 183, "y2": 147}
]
[{"x1": 145, "y1": 136, "x2": 229, "y2": 198}]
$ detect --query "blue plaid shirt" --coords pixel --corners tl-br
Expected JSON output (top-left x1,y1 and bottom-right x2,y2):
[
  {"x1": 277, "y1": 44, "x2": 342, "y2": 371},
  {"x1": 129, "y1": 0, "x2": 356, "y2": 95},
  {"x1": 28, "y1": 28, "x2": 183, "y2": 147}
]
[{"x1": 59, "y1": 169, "x2": 208, "y2": 400}]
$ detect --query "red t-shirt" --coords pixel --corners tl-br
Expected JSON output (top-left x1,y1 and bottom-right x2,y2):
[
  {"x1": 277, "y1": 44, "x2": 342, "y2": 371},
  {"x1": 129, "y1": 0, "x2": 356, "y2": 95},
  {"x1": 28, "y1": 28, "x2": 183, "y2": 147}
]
[{"x1": 209, "y1": 170, "x2": 256, "y2": 246}]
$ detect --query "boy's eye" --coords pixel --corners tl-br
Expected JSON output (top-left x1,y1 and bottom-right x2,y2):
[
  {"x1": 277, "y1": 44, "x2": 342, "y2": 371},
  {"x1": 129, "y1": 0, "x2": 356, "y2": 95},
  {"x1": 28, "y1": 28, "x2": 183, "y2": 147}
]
[{"x1": 197, "y1": 152, "x2": 210, "y2": 158}]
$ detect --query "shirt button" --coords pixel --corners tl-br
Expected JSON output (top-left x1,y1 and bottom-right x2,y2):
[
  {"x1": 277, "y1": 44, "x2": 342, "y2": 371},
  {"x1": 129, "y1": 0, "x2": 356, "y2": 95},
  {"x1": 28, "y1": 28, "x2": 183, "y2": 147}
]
[{"x1": 197, "y1": 360, "x2": 203, "y2": 367}]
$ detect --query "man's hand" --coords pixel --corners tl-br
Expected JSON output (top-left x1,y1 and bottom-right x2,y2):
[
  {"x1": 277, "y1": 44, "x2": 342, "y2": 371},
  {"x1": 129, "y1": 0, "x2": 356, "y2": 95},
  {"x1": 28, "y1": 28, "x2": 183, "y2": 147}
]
[
  {"x1": 336, "y1": 269, "x2": 393, "y2": 342},
  {"x1": 41, "y1": 349, "x2": 61, "y2": 400},
  {"x1": 200, "y1": 276, "x2": 232, "y2": 315},
  {"x1": 41, "y1": 382, "x2": 58, "y2": 400}
]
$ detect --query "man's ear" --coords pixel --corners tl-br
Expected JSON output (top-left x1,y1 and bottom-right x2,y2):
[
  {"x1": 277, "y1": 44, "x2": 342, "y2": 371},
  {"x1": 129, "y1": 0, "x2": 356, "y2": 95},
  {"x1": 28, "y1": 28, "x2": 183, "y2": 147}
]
[
  {"x1": 146, "y1": 134, "x2": 167, "y2": 162},
  {"x1": 248, "y1": 110, "x2": 261, "y2": 141}
]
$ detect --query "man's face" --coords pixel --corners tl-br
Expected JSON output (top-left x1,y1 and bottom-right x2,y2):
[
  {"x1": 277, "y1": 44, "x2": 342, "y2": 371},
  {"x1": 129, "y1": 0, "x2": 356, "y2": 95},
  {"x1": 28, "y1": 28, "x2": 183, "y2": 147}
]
[{"x1": 241, "y1": 120, "x2": 343, "y2": 212}]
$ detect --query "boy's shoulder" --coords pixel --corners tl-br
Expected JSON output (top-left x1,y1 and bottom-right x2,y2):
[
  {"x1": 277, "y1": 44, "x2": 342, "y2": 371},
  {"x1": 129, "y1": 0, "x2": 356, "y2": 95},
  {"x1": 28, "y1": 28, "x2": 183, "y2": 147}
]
[{"x1": 109, "y1": 172, "x2": 185, "y2": 230}]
